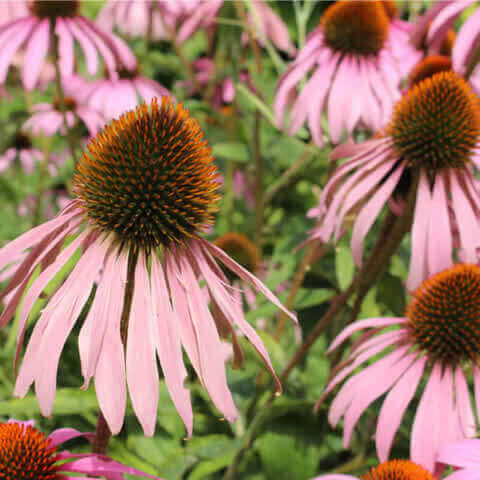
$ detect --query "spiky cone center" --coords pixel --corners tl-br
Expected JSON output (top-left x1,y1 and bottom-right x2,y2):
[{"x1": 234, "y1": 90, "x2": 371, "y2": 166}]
[
  {"x1": 360, "y1": 460, "x2": 435, "y2": 480},
  {"x1": 321, "y1": 1, "x2": 390, "y2": 56},
  {"x1": 214, "y1": 232, "x2": 259, "y2": 273},
  {"x1": 73, "y1": 97, "x2": 220, "y2": 253},
  {"x1": 29, "y1": 0, "x2": 79, "y2": 19},
  {"x1": 0, "y1": 423, "x2": 59, "y2": 480},
  {"x1": 407, "y1": 56, "x2": 452, "y2": 88},
  {"x1": 387, "y1": 72, "x2": 480, "y2": 171},
  {"x1": 406, "y1": 264, "x2": 480, "y2": 363}
]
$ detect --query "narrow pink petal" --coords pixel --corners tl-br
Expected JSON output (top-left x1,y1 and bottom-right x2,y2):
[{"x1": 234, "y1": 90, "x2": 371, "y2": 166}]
[
  {"x1": 35, "y1": 242, "x2": 105, "y2": 415},
  {"x1": 474, "y1": 365, "x2": 480, "y2": 423},
  {"x1": 22, "y1": 18, "x2": 50, "y2": 90},
  {"x1": 203, "y1": 239, "x2": 297, "y2": 322},
  {"x1": 191, "y1": 241, "x2": 281, "y2": 392},
  {"x1": 453, "y1": 7, "x2": 480, "y2": 74},
  {"x1": 327, "y1": 57, "x2": 351, "y2": 144},
  {"x1": 410, "y1": 1, "x2": 453, "y2": 47},
  {"x1": 455, "y1": 367, "x2": 476, "y2": 439},
  {"x1": 150, "y1": 254, "x2": 193, "y2": 437},
  {"x1": 55, "y1": 17, "x2": 74, "y2": 77},
  {"x1": 342, "y1": 350, "x2": 416, "y2": 446},
  {"x1": 48, "y1": 427, "x2": 92, "y2": 447},
  {"x1": 376, "y1": 356, "x2": 426, "y2": 461},
  {"x1": 327, "y1": 317, "x2": 405, "y2": 353},
  {"x1": 0, "y1": 18, "x2": 36, "y2": 83},
  {"x1": 64, "y1": 18, "x2": 98, "y2": 75},
  {"x1": 410, "y1": 362, "x2": 443, "y2": 471},
  {"x1": 427, "y1": 173, "x2": 452, "y2": 276},
  {"x1": 179, "y1": 252, "x2": 237, "y2": 422},
  {"x1": 328, "y1": 347, "x2": 408, "y2": 428},
  {"x1": 406, "y1": 171, "x2": 431, "y2": 292},
  {"x1": 126, "y1": 251, "x2": 159, "y2": 437},
  {"x1": 94, "y1": 253, "x2": 127, "y2": 435},
  {"x1": 351, "y1": 160, "x2": 405, "y2": 265}
]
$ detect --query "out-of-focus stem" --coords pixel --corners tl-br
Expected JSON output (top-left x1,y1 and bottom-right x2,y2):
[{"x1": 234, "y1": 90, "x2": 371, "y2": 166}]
[
  {"x1": 93, "y1": 247, "x2": 139, "y2": 455},
  {"x1": 51, "y1": 26, "x2": 78, "y2": 165}
]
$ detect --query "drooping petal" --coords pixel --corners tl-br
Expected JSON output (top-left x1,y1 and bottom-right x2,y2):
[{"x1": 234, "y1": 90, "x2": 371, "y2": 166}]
[
  {"x1": 22, "y1": 18, "x2": 50, "y2": 90},
  {"x1": 454, "y1": 367, "x2": 476, "y2": 439}
]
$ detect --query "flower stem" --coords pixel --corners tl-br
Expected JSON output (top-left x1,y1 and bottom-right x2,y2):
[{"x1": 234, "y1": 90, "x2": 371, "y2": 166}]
[
  {"x1": 92, "y1": 247, "x2": 139, "y2": 454},
  {"x1": 51, "y1": 25, "x2": 78, "y2": 165}
]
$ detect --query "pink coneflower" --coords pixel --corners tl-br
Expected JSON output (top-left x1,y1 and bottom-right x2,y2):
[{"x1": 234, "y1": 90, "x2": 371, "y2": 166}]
[
  {"x1": 0, "y1": 131, "x2": 42, "y2": 174},
  {"x1": 79, "y1": 66, "x2": 172, "y2": 121},
  {"x1": 275, "y1": 1, "x2": 422, "y2": 146},
  {"x1": 320, "y1": 264, "x2": 480, "y2": 471},
  {"x1": 308, "y1": 71, "x2": 480, "y2": 291},
  {"x1": 176, "y1": 0, "x2": 295, "y2": 56},
  {"x1": 313, "y1": 460, "x2": 434, "y2": 480},
  {"x1": 0, "y1": 419, "x2": 160, "y2": 479},
  {"x1": 1, "y1": 97, "x2": 295, "y2": 438},
  {"x1": 97, "y1": 0, "x2": 197, "y2": 41},
  {"x1": 438, "y1": 439, "x2": 480, "y2": 480},
  {"x1": 24, "y1": 78, "x2": 105, "y2": 137},
  {"x1": 412, "y1": 1, "x2": 480, "y2": 93},
  {"x1": 0, "y1": 0, "x2": 136, "y2": 90}
]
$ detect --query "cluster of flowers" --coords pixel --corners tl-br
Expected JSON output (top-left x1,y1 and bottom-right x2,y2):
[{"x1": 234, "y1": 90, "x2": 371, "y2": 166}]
[{"x1": 0, "y1": 1, "x2": 478, "y2": 479}]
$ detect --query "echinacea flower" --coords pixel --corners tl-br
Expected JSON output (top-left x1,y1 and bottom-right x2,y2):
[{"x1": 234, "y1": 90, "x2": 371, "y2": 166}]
[
  {"x1": 0, "y1": 131, "x2": 42, "y2": 174},
  {"x1": 313, "y1": 460, "x2": 435, "y2": 480},
  {"x1": 308, "y1": 71, "x2": 480, "y2": 291},
  {"x1": 176, "y1": 0, "x2": 295, "y2": 56},
  {"x1": 24, "y1": 77, "x2": 105, "y2": 137},
  {"x1": 78, "y1": 66, "x2": 172, "y2": 121},
  {"x1": 438, "y1": 439, "x2": 480, "y2": 480},
  {"x1": 275, "y1": 0, "x2": 422, "y2": 146},
  {"x1": 320, "y1": 264, "x2": 480, "y2": 471},
  {"x1": 0, "y1": 419, "x2": 160, "y2": 479},
  {"x1": 0, "y1": 0, "x2": 136, "y2": 90},
  {"x1": 0, "y1": 97, "x2": 295, "y2": 438}
]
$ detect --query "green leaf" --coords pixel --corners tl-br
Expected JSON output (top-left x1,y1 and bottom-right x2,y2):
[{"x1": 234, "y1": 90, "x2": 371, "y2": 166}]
[
  {"x1": 335, "y1": 243, "x2": 355, "y2": 290},
  {"x1": 212, "y1": 142, "x2": 249, "y2": 163}
]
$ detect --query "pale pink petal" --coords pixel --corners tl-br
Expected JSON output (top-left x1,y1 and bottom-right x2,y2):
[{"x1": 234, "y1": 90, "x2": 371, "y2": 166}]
[
  {"x1": 48, "y1": 427, "x2": 93, "y2": 447},
  {"x1": 327, "y1": 317, "x2": 405, "y2": 353},
  {"x1": 22, "y1": 18, "x2": 50, "y2": 90},
  {"x1": 455, "y1": 367, "x2": 476, "y2": 439},
  {"x1": 150, "y1": 254, "x2": 193, "y2": 437},
  {"x1": 64, "y1": 18, "x2": 98, "y2": 75},
  {"x1": 376, "y1": 356, "x2": 426, "y2": 462},
  {"x1": 438, "y1": 439, "x2": 480, "y2": 470},
  {"x1": 474, "y1": 365, "x2": 480, "y2": 422},
  {"x1": 453, "y1": 7, "x2": 480, "y2": 75},
  {"x1": 203, "y1": 239, "x2": 297, "y2": 322},
  {"x1": 342, "y1": 350, "x2": 416, "y2": 446},
  {"x1": 406, "y1": 171, "x2": 431, "y2": 292},
  {"x1": 351, "y1": 160, "x2": 405, "y2": 265},
  {"x1": 427, "y1": 173, "x2": 452, "y2": 276},
  {"x1": 410, "y1": 362, "x2": 443, "y2": 471},
  {"x1": 126, "y1": 251, "x2": 159, "y2": 437},
  {"x1": 327, "y1": 57, "x2": 351, "y2": 144},
  {"x1": 55, "y1": 17, "x2": 74, "y2": 77},
  {"x1": 94, "y1": 253, "x2": 127, "y2": 435}
]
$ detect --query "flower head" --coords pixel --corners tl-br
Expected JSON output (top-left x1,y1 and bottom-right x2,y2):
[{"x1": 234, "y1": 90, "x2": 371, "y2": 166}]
[
  {"x1": 0, "y1": 98, "x2": 295, "y2": 438},
  {"x1": 308, "y1": 71, "x2": 480, "y2": 290},
  {"x1": 0, "y1": 0, "x2": 136, "y2": 90},
  {"x1": 0, "y1": 419, "x2": 160, "y2": 479},
  {"x1": 321, "y1": 264, "x2": 480, "y2": 471},
  {"x1": 313, "y1": 460, "x2": 435, "y2": 480},
  {"x1": 0, "y1": 131, "x2": 42, "y2": 174},
  {"x1": 275, "y1": 0, "x2": 421, "y2": 146}
]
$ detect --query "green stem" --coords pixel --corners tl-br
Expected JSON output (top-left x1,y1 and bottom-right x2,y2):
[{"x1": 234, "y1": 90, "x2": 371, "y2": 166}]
[{"x1": 92, "y1": 247, "x2": 139, "y2": 454}]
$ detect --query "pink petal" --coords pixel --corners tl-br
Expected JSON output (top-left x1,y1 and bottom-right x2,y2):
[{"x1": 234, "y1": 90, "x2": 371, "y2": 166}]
[
  {"x1": 376, "y1": 356, "x2": 426, "y2": 462},
  {"x1": 453, "y1": 7, "x2": 480, "y2": 74},
  {"x1": 55, "y1": 17, "x2": 74, "y2": 77},
  {"x1": 48, "y1": 427, "x2": 93, "y2": 447},
  {"x1": 64, "y1": 18, "x2": 98, "y2": 75},
  {"x1": 22, "y1": 18, "x2": 50, "y2": 90},
  {"x1": 455, "y1": 367, "x2": 476, "y2": 439},
  {"x1": 438, "y1": 439, "x2": 480, "y2": 470},
  {"x1": 150, "y1": 254, "x2": 193, "y2": 437},
  {"x1": 126, "y1": 251, "x2": 159, "y2": 437}
]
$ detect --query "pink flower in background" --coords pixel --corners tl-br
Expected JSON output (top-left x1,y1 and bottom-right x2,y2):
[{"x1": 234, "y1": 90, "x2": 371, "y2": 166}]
[
  {"x1": 176, "y1": 0, "x2": 295, "y2": 56},
  {"x1": 0, "y1": 131, "x2": 42, "y2": 174},
  {"x1": 1, "y1": 98, "x2": 295, "y2": 438},
  {"x1": 24, "y1": 77, "x2": 105, "y2": 137},
  {"x1": 275, "y1": 1, "x2": 421, "y2": 146},
  {"x1": 320, "y1": 264, "x2": 480, "y2": 471},
  {"x1": 0, "y1": 419, "x2": 161, "y2": 479},
  {"x1": 18, "y1": 188, "x2": 71, "y2": 220},
  {"x1": 307, "y1": 71, "x2": 480, "y2": 291},
  {"x1": 411, "y1": 0, "x2": 480, "y2": 93},
  {"x1": 97, "y1": 0, "x2": 198, "y2": 41},
  {"x1": 438, "y1": 439, "x2": 480, "y2": 480},
  {"x1": 78, "y1": 66, "x2": 172, "y2": 121},
  {"x1": 313, "y1": 460, "x2": 435, "y2": 480},
  {"x1": 0, "y1": 0, "x2": 136, "y2": 90}
]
